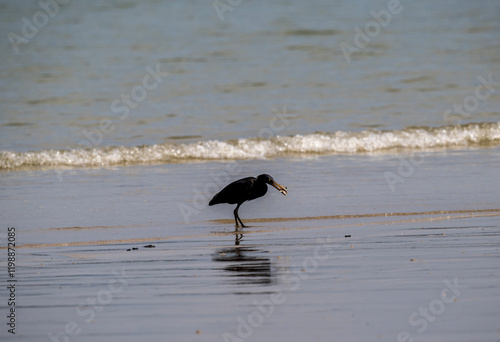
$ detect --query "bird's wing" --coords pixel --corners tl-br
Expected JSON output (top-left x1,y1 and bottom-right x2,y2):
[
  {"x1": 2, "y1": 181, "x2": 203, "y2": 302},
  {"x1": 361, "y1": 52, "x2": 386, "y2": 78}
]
[{"x1": 209, "y1": 177, "x2": 255, "y2": 205}]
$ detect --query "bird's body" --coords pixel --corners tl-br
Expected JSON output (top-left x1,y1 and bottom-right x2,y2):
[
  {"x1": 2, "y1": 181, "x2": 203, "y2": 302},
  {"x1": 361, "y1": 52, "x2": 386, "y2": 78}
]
[
  {"x1": 209, "y1": 177, "x2": 268, "y2": 205},
  {"x1": 209, "y1": 174, "x2": 287, "y2": 227}
]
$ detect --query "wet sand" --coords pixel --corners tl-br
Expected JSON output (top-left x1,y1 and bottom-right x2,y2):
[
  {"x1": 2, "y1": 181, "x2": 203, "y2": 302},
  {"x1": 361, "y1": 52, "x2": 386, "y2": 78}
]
[
  {"x1": 4, "y1": 209, "x2": 500, "y2": 342},
  {"x1": 2, "y1": 150, "x2": 500, "y2": 341}
]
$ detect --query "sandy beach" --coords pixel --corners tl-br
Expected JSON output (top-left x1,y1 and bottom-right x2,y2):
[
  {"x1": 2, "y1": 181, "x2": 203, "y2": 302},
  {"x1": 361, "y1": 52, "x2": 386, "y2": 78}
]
[
  {"x1": 3, "y1": 151, "x2": 500, "y2": 341},
  {"x1": 4, "y1": 208, "x2": 500, "y2": 342}
]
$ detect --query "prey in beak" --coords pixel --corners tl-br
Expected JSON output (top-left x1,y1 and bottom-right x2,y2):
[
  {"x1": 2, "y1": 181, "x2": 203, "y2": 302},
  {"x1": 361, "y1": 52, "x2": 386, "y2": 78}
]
[{"x1": 270, "y1": 179, "x2": 288, "y2": 196}]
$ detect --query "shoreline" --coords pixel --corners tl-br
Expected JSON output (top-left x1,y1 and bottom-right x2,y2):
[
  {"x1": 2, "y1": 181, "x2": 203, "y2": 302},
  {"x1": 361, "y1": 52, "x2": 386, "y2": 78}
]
[{"x1": 7, "y1": 208, "x2": 500, "y2": 249}]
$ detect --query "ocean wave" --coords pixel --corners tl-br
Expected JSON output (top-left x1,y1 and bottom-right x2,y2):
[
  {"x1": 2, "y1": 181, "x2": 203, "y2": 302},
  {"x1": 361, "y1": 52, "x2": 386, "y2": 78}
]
[{"x1": 1, "y1": 122, "x2": 499, "y2": 170}]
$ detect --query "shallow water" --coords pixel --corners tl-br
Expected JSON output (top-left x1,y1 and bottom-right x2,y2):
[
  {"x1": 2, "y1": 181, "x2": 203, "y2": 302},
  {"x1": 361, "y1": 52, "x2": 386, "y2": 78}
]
[{"x1": 3, "y1": 147, "x2": 500, "y2": 243}]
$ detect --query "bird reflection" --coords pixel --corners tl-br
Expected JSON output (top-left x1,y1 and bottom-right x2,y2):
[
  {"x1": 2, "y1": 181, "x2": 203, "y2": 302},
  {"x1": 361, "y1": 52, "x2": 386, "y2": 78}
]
[{"x1": 213, "y1": 232, "x2": 272, "y2": 286}]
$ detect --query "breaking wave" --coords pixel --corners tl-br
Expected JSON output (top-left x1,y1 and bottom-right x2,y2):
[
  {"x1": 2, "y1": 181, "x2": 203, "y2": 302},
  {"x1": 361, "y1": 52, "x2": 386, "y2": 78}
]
[{"x1": 2, "y1": 122, "x2": 500, "y2": 170}]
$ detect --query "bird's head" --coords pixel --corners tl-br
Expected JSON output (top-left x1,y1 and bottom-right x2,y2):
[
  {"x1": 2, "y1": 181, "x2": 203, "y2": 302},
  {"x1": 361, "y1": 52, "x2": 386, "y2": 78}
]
[{"x1": 258, "y1": 174, "x2": 288, "y2": 196}]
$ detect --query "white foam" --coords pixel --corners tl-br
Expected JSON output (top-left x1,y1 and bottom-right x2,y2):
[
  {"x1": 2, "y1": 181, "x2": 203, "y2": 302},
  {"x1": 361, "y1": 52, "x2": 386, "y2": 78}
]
[{"x1": 1, "y1": 122, "x2": 499, "y2": 170}]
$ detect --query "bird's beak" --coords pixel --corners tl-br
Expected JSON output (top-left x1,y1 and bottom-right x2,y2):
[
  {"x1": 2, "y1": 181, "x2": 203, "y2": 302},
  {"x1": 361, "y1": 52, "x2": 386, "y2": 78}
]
[{"x1": 271, "y1": 180, "x2": 288, "y2": 196}]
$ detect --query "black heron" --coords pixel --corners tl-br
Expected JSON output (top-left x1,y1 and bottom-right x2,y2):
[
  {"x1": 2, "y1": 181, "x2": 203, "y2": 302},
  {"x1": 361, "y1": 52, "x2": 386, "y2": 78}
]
[{"x1": 209, "y1": 174, "x2": 287, "y2": 227}]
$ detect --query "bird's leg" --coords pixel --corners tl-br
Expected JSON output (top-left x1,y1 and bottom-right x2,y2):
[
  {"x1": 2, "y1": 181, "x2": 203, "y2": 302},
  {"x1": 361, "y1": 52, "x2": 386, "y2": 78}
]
[
  {"x1": 235, "y1": 233, "x2": 243, "y2": 245},
  {"x1": 234, "y1": 203, "x2": 246, "y2": 228},
  {"x1": 238, "y1": 217, "x2": 246, "y2": 228},
  {"x1": 233, "y1": 205, "x2": 239, "y2": 227}
]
